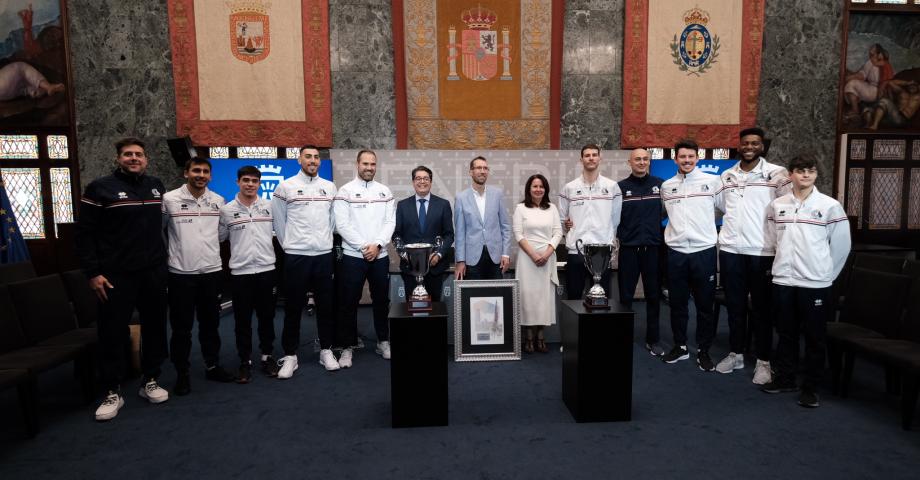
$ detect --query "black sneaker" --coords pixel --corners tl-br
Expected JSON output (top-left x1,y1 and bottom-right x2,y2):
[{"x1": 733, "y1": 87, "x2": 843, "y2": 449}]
[
  {"x1": 237, "y1": 362, "x2": 252, "y2": 384},
  {"x1": 798, "y1": 389, "x2": 820, "y2": 408},
  {"x1": 697, "y1": 351, "x2": 715, "y2": 372},
  {"x1": 205, "y1": 365, "x2": 237, "y2": 383},
  {"x1": 662, "y1": 345, "x2": 690, "y2": 363},
  {"x1": 761, "y1": 381, "x2": 799, "y2": 394},
  {"x1": 645, "y1": 343, "x2": 666, "y2": 357},
  {"x1": 261, "y1": 356, "x2": 280, "y2": 377},
  {"x1": 174, "y1": 371, "x2": 191, "y2": 396}
]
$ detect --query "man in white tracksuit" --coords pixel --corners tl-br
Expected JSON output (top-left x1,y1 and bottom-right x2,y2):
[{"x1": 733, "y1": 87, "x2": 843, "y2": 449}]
[
  {"x1": 334, "y1": 150, "x2": 396, "y2": 366},
  {"x1": 761, "y1": 153, "x2": 851, "y2": 409}
]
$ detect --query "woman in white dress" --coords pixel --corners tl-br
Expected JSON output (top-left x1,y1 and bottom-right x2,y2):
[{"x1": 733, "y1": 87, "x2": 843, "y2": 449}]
[{"x1": 513, "y1": 174, "x2": 563, "y2": 353}]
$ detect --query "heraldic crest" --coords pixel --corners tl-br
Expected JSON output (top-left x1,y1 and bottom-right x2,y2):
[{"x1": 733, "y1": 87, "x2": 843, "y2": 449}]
[
  {"x1": 446, "y1": 4, "x2": 512, "y2": 81},
  {"x1": 669, "y1": 7, "x2": 720, "y2": 76},
  {"x1": 229, "y1": 0, "x2": 271, "y2": 64}
]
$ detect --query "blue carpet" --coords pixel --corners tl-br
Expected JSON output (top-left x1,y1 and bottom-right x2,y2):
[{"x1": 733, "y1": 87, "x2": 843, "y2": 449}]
[{"x1": 1, "y1": 303, "x2": 919, "y2": 479}]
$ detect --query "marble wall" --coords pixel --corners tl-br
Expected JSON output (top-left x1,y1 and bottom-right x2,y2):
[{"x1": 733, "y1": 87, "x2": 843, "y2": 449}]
[{"x1": 67, "y1": 0, "x2": 843, "y2": 192}]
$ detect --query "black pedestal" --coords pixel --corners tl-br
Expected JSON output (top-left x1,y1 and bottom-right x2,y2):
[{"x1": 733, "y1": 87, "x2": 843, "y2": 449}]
[
  {"x1": 389, "y1": 302, "x2": 448, "y2": 428},
  {"x1": 560, "y1": 300, "x2": 635, "y2": 422}
]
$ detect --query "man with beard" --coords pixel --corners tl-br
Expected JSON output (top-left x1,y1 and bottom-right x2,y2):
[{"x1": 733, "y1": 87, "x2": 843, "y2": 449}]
[{"x1": 454, "y1": 156, "x2": 512, "y2": 280}]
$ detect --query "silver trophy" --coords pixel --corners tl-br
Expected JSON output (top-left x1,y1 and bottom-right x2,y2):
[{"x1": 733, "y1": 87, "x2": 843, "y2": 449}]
[
  {"x1": 575, "y1": 239, "x2": 613, "y2": 310},
  {"x1": 396, "y1": 236, "x2": 443, "y2": 311}
]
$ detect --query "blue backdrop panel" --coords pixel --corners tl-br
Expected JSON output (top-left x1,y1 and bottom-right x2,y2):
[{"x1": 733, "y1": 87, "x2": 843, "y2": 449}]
[{"x1": 209, "y1": 158, "x2": 333, "y2": 201}]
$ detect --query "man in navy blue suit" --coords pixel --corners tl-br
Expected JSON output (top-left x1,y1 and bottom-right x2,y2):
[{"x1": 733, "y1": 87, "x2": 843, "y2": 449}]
[
  {"x1": 393, "y1": 166, "x2": 455, "y2": 301},
  {"x1": 454, "y1": 156, "x2": 512, "y2": 280}
]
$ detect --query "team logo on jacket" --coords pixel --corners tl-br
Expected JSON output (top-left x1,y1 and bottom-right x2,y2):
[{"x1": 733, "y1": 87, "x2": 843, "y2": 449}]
[
  {"x1": 151, "y1": 188, "x2": 161, "y2": 198},
  {"x1": 576, "y1": 189, "x2": 583, "y2": 195},
  {"x1": 812, "y1": 210, "x2": 823, "y2": 219},
  {"x1": 233, "y1": 212, "x2": 241, "y2": 218},
  {"x1": 652, "y1": 186, "x2": 660, "y2": 194},
  {"x1": 700, "y1": 184, "x2": 710, "y2": 192},
  {"x1": 211, "y1": 204, "x2": 219, "y2": 211},
  {"x1": 118, "y1": 192, "x2": 128, "y2": 199},
  {"x1": 379, "y1": 192, "x2": 386, "y2": 198},
  {"x1": 355, "y1": 193, "x2": 362, "y2": 199},
  {"x1": 319, "y1": 189, "x2": 327, "y2": 196},
  {"x1": 296, "y1": 190, "x2": 303, "y2": 195},
  {"x1": 625, "y1": 190, "x2": 632, "y2": 197},
  {"x1": 671, "y1": 188, "x2": 677, "y2": 193},
  {"x1": 602, "y1": 188, "x2": 609, "y2": 195},
  {"x1": 778, "y1": 210, "x2": 786, "y2": 216}
]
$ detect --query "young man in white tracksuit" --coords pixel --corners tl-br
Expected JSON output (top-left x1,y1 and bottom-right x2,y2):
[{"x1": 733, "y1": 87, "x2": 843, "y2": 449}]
[
  {"x1": 219, "y1": 166, "x2": 278, "y2": 383},
  {"x1": 272, "y1": 145, "x2": 338, "y2": 376},
  {"x1": 162, "y1": 158, "x2": 236, "y2": 395},
  {"x1": 334, "y1": 149, "x2": 396, "y2": 366},
  {"x1": 761, "y1": 154, "x2": 850, "y2": 409},
  {"x1": 713, "y1": 127, "x2": 791, "y2": 384},
  {"x1": 660, "y1": 139, "x2": 722, "y2": 371}
]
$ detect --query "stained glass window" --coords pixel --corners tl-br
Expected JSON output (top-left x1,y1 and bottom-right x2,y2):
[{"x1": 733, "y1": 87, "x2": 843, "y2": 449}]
[
  {"x1": 0, "y1": 135, "x2": 39, "y2": 159},
  {"x1": 874, "y1": 0, "x2": 906, "y2": 4},
  {"x1": 286, "y1": 147, "x2": 300, "y2": 159},
  {"x1": 50, "y1": 167, "x2": 74, "y2": 226},
  {"x1": 238, "y1": 146, "x2": 278, "y2": 159},
  {"x1": 648, "y1": 148, "x2": 664, "y2": 160},
  {"x1": 711, "y1": 148, "x2": 730, "y2": 159},
  {"x1": 209, "y1": 147, "x2": 230, "y2": 159},
  {"x1": 850, "y1": 0, "x2": 868, "y2": 3},
  {"x1": 47, "y1": 135, "x2": 69, "y2": 159},
  {"x1": 1, "y1": 168, "x2": 44, "y2": 239},
  {"x1": 697, "y1": 149, "x2": 707, "y2": 160}
]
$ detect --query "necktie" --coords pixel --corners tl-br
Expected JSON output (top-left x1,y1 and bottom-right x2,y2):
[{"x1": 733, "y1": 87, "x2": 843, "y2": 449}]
[{"x1": 418, "y1": 198, "x2": 427, "y2": 231}]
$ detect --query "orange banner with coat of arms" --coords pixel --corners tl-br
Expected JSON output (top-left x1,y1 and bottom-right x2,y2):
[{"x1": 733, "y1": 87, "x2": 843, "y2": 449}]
[
  {"x1": 167, "y1": 0, "x2": 332, "y2": 146},
  {"x1": 621, "y1": 0, "x2": 764, "y2": 147},
  {"x1": 393, "y1": 0, "x2": 564, "y2": 149}
]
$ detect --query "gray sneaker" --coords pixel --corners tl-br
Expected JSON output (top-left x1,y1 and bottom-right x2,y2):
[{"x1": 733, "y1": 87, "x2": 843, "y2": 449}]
[
  {"x1": 715, "y1": 352, "x2": 744, "y2": 374},
  {"x1": 645, "y1": 343, "x2": 666, "y2": 356}
]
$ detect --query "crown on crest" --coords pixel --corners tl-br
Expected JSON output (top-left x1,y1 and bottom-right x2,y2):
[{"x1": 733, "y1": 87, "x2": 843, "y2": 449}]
[
  {"x1": 461, "y1": 4, "x2": 497, "y2": 30},
  {"x1": 227, "y1": 0, "x2": 270, "y2": 15},
  {"x1": 683, "y1": 7, "x2": 710, "y2": 26}
]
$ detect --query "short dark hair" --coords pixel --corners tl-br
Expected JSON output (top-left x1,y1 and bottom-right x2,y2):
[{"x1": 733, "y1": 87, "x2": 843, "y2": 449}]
[
  {"x1": 115, "y1": 137, "x2": 145, "y2": 155},
  {"x1": 522, "y1": 174, "x2": 551, "y2": 210},
  {"x1": 411, "y1": 165, "x2": 433, "y2": 181},
  {"x1": 674, "y1": 139, "x2": 699, "y2": 153},
  {"x1": 580, "y1": 144, "x2": 601, "y2": 157},
  {"x1": 356, "y1": 149, "x2": 376, "y2": 162},
  {"x1": 299, "y1": 145, "x2": 320, "y2": 154},
  {"x1": 739, "y1": 127, "x2": 765, "y2": 140},
  {"x1": 184, "y1": 157, "x2": 212, "y2": 171},
  {"x1": 787, "y1": 153, "x2": 818, "y2": 172},
  {"x1": 237, "y1": 165, "x2": 261, "y2": 180},
  {"x1": 470, "y1": 156, "x2": 487, "y2": 169}
]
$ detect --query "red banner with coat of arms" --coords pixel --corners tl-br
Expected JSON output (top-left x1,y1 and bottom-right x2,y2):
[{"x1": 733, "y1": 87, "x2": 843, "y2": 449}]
[
  {"x1": 621, "y1": 0, "x2": 765, "y2": 148},
  {"x1": 167, "y1": 0, "x2": 332, "y2": 146}
]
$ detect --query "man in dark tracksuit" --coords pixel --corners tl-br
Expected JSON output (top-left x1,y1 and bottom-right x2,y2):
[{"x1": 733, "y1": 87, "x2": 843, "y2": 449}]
[
  {"x1": 76, "y1": 137, "x2": 170, "y2": 421},
  {"x1": 617, "y1": 148, "x2": 666, "y2": 356}
]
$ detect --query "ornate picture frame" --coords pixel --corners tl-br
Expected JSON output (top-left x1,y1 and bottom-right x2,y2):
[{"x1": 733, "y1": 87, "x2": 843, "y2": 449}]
[{"x1": 453, "y1": 279, "x2": 521, "y2": 362}]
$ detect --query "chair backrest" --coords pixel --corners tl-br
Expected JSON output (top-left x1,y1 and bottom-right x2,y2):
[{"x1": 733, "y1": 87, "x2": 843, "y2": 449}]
[
  {"x1": 899, "y1": 260, "x2": 920, "y2": 342},
  {"x1": 0, "y1": 285, "x2": 31, "y2": 353},
  {"x1": 0, "y1": 262, "x2": 37, "y2": 285},
  {"x1": 852, "y1": 253, "x2": 906, "y2": 274},
  {"x1": 7, "y1": 274, "x2": 79, "y2": 344},
  {"x1": 60, "y1": 270, "x2": 99, "y2": 328},
  {"x1": 841, "y1": 267, "x2": 911, "y2": 338}
]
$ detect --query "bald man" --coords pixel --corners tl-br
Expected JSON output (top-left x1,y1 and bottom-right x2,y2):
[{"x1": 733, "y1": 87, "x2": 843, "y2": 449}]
[{"x1": 617, "y1": 148, "x2": 666, "y2": 356}]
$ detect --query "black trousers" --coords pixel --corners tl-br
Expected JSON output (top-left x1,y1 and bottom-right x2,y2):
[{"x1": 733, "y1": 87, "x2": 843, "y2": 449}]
[
  {"x1": 719, "y1": 251, "x2": 774, "y2": 360},
  {"x1": 338, "y1": 255, "x2": 390, "y2": 345},
  {"x1": 401, "y1": 272, "x2": 445, "y2": 302},
  {"x1": 772, "y1": 284, "x2": 831, "y2": 390},
  {"x1": 97, "y1": 266, "x2": 168, "y2": 391},
  {"x1": 618, "y1": 245, "x2": 661, "y2": 344},
  {"x1": 667, "y1": 247, "x2": 716, "y2": 351},
  {"x1": 465, "y1": 246, "x2": 502, "y2": 280},
  {"x1": 169, "y1": 271, "x2": 222, "y2": 372},
  {"x1": 282, "y1": 252, "x2": 334, "y2": 354},
  {"x1": 565, "y1": 252, "x2": 613, "y2": 301},
  {"x1": 231, "y1": 269, "x2": 276, "y2": 362}
]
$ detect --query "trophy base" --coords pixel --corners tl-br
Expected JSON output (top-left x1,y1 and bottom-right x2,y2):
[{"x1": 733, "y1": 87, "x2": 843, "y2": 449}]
[
  {"x1": 583, "y1": 296, "x2": 610, "y2": 311},
  {"x1": 407, "y1": 297, "x2": 433, "y2": 313}
]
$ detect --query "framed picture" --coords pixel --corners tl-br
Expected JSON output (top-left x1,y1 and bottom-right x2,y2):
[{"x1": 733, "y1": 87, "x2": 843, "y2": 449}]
[{"x1": 453, "y1": 279, "x2": 521, "y2": 362}]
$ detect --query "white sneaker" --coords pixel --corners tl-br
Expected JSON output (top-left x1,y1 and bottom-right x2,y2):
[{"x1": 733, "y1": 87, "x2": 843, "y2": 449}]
[
  {"x1": 95, "y1": 391, "x2": 124, "y2": 421},
  {"x1": 715, "y1": 352, "x2": 744, "y2": 373},
  {"x1": 138, "y1": 378, "x2": 169, "y2": 404},
  {"x1": 753, "y1": 359, "x2": 773, "y2": 385},
  {"x1": 338, "y1": 348, "x2": 353, "y2": 368},
  {"x1": 319, "y1": 349, "x2": 340, "y2": 371},
  {"x1": 277, "y1": 355, "x2": 299, "y2": 379},
  {"x1": 376, "y1": 341, "x2": 391, "y2": 360}
]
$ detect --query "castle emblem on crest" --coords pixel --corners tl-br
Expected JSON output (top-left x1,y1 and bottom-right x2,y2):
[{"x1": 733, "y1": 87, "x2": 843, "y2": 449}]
[
  {"x1": 669, "y1": 7, "x2": 720, "y2": 76},
  {"x1": 446, "y1": 5, "x2": 512, "y2": 81},
  {"x1": 257, "y1": 164, "x2": 284, "y2": 200},
  {"x1": 229, "y1": 1, "x2": 271, "y2": 64}
]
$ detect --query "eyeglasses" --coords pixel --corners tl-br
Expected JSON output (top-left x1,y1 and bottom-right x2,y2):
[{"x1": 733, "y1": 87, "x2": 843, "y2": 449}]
[{"x1": 413, "y1": 177, "x2": 431, "y2": 182}]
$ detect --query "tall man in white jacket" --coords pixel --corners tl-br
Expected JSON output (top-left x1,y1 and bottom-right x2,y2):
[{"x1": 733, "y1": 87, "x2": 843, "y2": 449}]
[
  {"x1": 660, "y1": 139, "x2": 722, "y2": 371},
  {"x1": 714, "y1": 127, "x2": 791, "y2": 384},
  {"x1": 761, "y1": 154, "x2": 850, "y2": 409},
  {"x1": 334, "y1": 150, "x2": 396, "y2": 365},
  {"x1": 162, "y1": 158, "x2": 236, "y2": 395},
  {"x1": 272, "y1": 145, "x2": 338, "y2": 376},
  {"x1": 219, "y1": 166, "x2": 279, "y2": 383}
]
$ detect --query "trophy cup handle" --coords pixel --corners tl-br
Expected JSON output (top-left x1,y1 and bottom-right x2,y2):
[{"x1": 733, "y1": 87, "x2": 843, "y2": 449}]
[
  {"x1": 575, "y1": 238, "x2": 584, "y2": 257},
  {"x1": 394, "y1": 236, "x2": 408, "y2": 262},
  {"x1": 434, "y1": 235, "x2": 443, "y2": 250}
]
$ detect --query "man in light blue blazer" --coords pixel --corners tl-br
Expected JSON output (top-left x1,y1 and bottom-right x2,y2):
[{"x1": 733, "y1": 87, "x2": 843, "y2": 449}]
[{"x1": 453, "y1": 156, "x2": 512, "y2": 280}]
